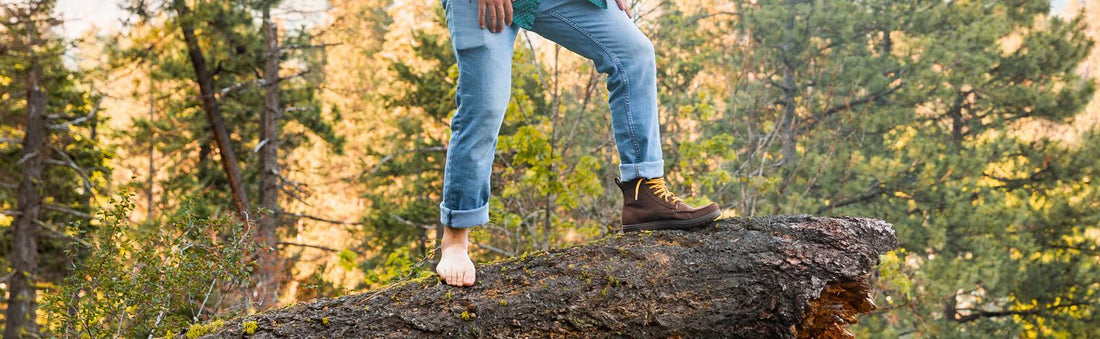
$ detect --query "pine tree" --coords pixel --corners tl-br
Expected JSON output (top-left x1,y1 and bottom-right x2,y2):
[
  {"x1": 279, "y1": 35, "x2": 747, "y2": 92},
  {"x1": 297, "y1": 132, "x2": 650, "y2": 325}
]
[{"x1": 0, "y1": 0, "x2": 111, "y2": 335}]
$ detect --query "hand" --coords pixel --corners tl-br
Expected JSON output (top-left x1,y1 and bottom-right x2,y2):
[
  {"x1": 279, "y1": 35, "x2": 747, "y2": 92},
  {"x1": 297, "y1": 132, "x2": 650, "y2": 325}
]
[
  {"x1": 479, "y1": 0, "x2": 513, "y2": 33},
  {"x1": 615, "y1": 0, "x2": 633, "y2": 19}
]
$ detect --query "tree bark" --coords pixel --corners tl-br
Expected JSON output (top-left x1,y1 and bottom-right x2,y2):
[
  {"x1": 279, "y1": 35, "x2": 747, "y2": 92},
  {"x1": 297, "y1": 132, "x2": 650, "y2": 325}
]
[
  {"x1": 170, "y1": 0, "x2": 250, "y2": 219},
  {"x1": 200, "y1": 216, "x2": 898, "y2": 338},
  {"x1": 5, "y1": 22, "x2": 46, "y2": 338},
  {"x1": 254, "y1": 7, "x2": 284, "y2": 310}
]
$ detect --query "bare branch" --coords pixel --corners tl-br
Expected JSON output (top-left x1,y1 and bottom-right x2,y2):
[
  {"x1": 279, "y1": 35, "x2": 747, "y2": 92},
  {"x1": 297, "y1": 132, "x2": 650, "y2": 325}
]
[
  {"x1": 219, "y1": 68, "x2": 316, "y2": 98},
  {"x1": 279, "y1": 211, "x2": 362, "y2": 226},
  {"x1": 281, "y1": 42, "x2": 341, "y2": 51},
  {"x1": 368, "y1": 146, "x2": 447, "y2": 175},
  {"x1": 279, "y1": 241, "x2": 363, "y2": 255},
  {"x1": 48, "y1": 145, "x2": 94, "y2": 194},
  {"x1": 1, "y1": 138, "x2": 20, "y2": 144},
  {"x1": 218, "y1": 79, "x2": 261, "y2": 97},
  {"x1": 43, "y1": 203, "x2": 92, "y2": 219},
  {"x1": 953, "y1": 302, "x2": 1092, "y2": 323},
  {"x1": 477, "y1": 242, "x2": 514, "y2": 257},
  {"x1": 33, "y1": 219, "x2": 91, "y2": 247},
  {"x1": 277, "y1": 68, "x2": 313, "y2": 82},
  {"x1": 0, "y1": 271, "x2": 14, "y2": 283},
  {"x1": 2, "y1": 210, "x2": 22, "y2": 216},
  {"x1": 47, "y1": 97, "x2": 102, "y2": 130},
  {"x1": 273, "y1": 170, "x2": 311, "y2": 205},
  {"x1": 15, "y1": 151, "x2": 38, "y2": 166},
  {"x1": 815, "y1": 181, "x2": 888, "y2": 215},
  {"x1": 390, "y1": 213, "x2": 435, "y2": 231}
]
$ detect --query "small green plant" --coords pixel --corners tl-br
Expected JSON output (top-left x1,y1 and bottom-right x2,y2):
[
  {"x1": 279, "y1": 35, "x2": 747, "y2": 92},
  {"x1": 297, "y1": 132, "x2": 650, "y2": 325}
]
[
  {"x1": 460, "y1": 311, "x2": 473, "y2": 321},
  {"x1": 186, "y1": 320, "x2": 225, "y2": 339},
  {"x1": 43, "y1": 194, "x2": 254, "y2": 338},
  {"x1": 322, "y1": 317, "x2": 330, "y2": 325},
  {"x1": 242, "y1": 321, "x2": 258, "y2": 335}
]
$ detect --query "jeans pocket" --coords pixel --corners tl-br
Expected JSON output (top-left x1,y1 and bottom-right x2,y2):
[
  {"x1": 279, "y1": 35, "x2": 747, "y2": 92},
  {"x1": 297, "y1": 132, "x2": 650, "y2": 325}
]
[{"x1": 446, "y1": 0, "x2": 486, "y2": 50}]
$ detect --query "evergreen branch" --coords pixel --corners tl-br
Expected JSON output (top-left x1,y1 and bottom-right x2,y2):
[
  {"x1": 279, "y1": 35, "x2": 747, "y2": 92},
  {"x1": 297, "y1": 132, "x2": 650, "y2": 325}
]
[
  {"x1": 802, "y1": 79, "x2": 903, "y2": 133},
  {"x1": 1048, "y1": 244, "x2": 1100, "y2": 256}
]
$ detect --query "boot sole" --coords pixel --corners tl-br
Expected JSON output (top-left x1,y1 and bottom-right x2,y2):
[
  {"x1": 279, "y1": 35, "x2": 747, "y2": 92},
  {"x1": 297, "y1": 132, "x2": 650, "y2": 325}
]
[{"x1": 621, "y1": 210, "x2": 722, "y2": 233}]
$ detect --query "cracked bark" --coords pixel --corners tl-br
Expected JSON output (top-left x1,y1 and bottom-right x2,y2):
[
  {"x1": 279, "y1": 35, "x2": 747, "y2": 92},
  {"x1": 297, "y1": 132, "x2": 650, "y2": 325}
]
[{"x1": 200, "y1": 216, "x2": 898, "y2": 338}]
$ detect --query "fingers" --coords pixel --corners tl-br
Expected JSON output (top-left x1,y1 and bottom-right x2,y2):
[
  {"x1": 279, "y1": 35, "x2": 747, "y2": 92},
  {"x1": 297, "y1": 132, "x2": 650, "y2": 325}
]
[
  {"x1": 493, "y1": 2, "x2": 505, "y2": 32},
  {"x1": 504, "y1": 0, "x2": 513, "y2": 27},
  {"x1": 478, "y1": 0, "x2": 512, "y2": 33},
  {"x1": 487, "y1": 4, "x2": 498, "y2": 32},
  {"x1": 478, "y1": 0, "x2": 486, "y2": 29},
  {"x1": 615, "y1": 0, "x2": 633, "y2": 19}
]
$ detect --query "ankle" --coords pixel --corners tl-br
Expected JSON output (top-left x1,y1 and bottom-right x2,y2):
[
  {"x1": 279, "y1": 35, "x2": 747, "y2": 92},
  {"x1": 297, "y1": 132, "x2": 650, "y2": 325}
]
[{"x1": 440, "y1": 226, "x2": 470, "y2": 250}]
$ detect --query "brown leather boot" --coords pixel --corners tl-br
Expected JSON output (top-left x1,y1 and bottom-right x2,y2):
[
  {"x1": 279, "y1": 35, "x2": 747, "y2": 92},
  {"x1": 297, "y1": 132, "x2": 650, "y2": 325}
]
[{"x1": 617, "y1": 177, "x2": 721, "y2": 232}]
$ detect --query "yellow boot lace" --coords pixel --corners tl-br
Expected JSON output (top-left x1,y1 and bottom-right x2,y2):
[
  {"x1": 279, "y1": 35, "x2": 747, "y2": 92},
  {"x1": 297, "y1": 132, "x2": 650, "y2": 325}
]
[{"x1": 635, "y1": 177, "x2": 684, "y2": 204}]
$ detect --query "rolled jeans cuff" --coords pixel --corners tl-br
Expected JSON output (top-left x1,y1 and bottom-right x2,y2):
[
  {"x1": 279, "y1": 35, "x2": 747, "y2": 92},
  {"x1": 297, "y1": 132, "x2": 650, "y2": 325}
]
[
  {"x1": 619, "y1": 160, "x2": 664, "y2": 182},
  {"x1": 439, "y1": 202, "x2": 489, "y2": 228}
]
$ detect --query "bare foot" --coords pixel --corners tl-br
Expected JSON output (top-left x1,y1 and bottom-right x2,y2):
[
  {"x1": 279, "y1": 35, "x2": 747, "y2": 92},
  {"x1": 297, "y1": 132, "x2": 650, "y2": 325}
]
[{"x1": 436, "y1": 226, "x2": 476, "y2": 287}]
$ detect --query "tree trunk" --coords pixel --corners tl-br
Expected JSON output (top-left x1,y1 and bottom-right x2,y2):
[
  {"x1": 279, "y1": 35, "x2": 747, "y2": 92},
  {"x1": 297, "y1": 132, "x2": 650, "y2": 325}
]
[
  {"x1": 171, "y1": 0, "x2": 250, "y2": 219},
  {"x1": 200, "y1": 216, "x2": 899, "y2": 338},
  {"x1": 5, "y1": 32, "x2": 46, "y2": 339},
  {"x1": 254, "y1": 7, "x2": 284, "y2": 310}
]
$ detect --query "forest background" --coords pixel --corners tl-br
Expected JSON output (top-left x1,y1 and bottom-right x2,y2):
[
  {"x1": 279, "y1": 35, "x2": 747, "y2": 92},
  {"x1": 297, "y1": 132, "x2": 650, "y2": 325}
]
[{"x1": 0, "y1": 0, "x2": 1098, "y2": 337}]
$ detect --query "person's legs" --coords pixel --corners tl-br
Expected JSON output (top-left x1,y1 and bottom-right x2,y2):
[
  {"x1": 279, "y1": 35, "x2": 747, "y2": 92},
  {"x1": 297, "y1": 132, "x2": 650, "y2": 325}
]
[
  {"x1": 528, "y1": 0, "x2": 663, "y2": 182},
  {"x1": 529, "y1": 0, "x2": 720, "y2": 231},
  {"x1": 438, "y1": 0, "x2": 520, "y2": 286}
]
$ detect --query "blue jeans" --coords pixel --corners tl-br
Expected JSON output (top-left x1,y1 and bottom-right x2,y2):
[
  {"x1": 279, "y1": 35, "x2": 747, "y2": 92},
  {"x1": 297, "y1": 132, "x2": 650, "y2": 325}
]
[{"x1": 440, "y1": 0, "x2": 664, "y2": 228}]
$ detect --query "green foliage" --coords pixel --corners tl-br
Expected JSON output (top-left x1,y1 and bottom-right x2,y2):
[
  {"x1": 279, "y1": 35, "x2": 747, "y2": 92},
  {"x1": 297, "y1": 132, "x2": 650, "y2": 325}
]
[
  {"x1": 3, "y1": 0, "x2": 1094, "y2": 337},
  {"x1": 112, "y1": 0, "x2": 343, "y2": 215},
  {"x1": 42, "y1": 194, "x2": 254, "y2": 338},
  {"x1": 359, "y1": 8, "x2": 456, "y2": 269},
  {"x1": 362, "y1": 247, "x2": 433, "y2": 288},
  {"x1": 0, "y1": 1, "x2": 113, "y2": 325},
  {"x1": 661, "y1": 0, "x2": 1100, "y2": 336},
  {"x1": 294, "y1": 264, "x2": 350, "y2": 302}
]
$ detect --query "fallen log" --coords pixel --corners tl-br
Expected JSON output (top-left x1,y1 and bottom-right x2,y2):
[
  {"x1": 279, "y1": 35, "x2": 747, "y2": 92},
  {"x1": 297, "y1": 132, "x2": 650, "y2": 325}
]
[{"x1": 199, "y1": 215, "x2": 898, "y2": 338}]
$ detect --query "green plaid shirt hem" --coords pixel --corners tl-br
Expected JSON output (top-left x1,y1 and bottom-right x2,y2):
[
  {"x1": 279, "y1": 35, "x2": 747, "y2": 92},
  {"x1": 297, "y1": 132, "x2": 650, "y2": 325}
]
[{"x1": 512, "y1": 0, "x2": 608, "y2": 30}]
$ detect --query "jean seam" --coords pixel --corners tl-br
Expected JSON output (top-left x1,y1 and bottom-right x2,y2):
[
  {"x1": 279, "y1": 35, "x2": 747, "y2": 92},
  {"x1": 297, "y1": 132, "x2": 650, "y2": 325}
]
[{"x1": 541, "y1": 9, "x2": 641, "y2": 172}]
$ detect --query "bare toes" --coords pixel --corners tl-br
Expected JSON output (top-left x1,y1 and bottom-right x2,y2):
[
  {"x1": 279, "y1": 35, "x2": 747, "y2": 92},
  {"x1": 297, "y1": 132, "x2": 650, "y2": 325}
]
[
  {"x1": 463, "y1": 271, "x2": 476, "y2": 286},
  {"x1": 449, "y1": 272, "x2": 461, "y2": 286}
]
